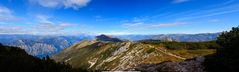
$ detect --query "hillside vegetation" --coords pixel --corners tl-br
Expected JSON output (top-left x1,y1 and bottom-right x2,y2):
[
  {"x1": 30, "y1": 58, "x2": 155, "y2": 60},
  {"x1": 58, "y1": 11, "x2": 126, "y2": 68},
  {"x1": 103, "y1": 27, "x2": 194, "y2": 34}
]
[
  {"x1": 204, "y1": 26, "x2": 239, "y2": 72},
  {"x1": 0, "y1": 44, "x2": 88, "y2": 72},
  {"x1": 140, "y1": 40, "x2": 219, "y2": 50},
  {"x1": 52, "y1": 39, "x2": 217, "y2": 70}
]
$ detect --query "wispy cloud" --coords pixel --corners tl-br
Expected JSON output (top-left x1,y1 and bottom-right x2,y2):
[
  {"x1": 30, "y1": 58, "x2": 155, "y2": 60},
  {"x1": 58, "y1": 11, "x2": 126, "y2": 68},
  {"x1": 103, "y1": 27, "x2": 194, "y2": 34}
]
[
  {"x1": 36, "y1": 15, "x2": 53, "y2": 24},
  {"x1": 0, "y1": 26, "x2": 25, "y2": 34},
  {"x1": 136, "y1": 1, "x2": 238, "y2": 22},
  {"x1": 147, "y1": 22, "x2": 187, "y2": 28},
  {"x1": 29, "y1": 0, "x2": 91, "y2": 10},
  {"x1": 32, "y1": 15, "x2": 78, "y2": 33},
  {"x1": 64, "y1": 0, "x2": 91, "y2": 9},
  {"x1": 0, "y1": 14, "x2": 85, "y2": 35},
  {"x1": 0, "y1": 6, "x2": 16, "y2": 21},
  {"x1": 172, "y1": 0, "x2": 190, "y2": 4},
  {"x1": 122, "y1": 21, "x2": 187, "y2": 30},
  {"x1": 94, "y1": 15, "x2": 113, "y2": 22},
  {"x1": 122, "y1": 22, "x2": 144, "y2": 28},
  {"x1": 34, "y1": 23, "x2": 74, "y2": 32},
  {"x1": 176, "y1": 4, "x2": 239, "y2": 21},
  {"x1": 209, "y1": 19, "x2": 220, "y2": 23}
]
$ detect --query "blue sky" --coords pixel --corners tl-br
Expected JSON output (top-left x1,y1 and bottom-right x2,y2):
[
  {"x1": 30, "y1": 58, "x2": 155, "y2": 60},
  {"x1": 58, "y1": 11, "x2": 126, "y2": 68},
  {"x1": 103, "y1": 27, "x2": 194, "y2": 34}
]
[{"x1": 0, "y1": 0, "x2": 239, "y2": 35}]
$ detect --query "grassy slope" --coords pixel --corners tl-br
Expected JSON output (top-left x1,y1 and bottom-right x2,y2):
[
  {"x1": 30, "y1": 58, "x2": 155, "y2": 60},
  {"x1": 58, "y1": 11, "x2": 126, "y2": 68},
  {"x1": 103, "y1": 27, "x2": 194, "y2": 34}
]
[{"x1": 52, "y1": 40, "x2": 216, "y2": 70}]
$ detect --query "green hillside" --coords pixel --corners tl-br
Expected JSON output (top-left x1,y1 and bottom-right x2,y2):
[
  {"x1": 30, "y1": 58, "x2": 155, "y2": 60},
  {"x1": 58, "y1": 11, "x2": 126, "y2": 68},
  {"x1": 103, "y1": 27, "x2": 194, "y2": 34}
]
[{"x1": 52, "y1": 40, "x2": 217, "y2": 70}]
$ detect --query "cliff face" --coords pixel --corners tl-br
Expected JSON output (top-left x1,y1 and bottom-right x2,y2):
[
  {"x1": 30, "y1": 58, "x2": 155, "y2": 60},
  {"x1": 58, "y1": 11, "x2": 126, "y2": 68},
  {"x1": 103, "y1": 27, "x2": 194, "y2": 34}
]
[{"x1": 52, "y1": 40, "x2": 215, "y2": 70}]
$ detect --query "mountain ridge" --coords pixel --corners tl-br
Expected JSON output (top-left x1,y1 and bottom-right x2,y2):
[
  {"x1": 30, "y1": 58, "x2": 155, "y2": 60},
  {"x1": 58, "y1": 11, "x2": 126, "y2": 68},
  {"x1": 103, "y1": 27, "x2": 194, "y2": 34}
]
[{"x1": 52, "y1": 39, "x2": 216, "y2": 70}]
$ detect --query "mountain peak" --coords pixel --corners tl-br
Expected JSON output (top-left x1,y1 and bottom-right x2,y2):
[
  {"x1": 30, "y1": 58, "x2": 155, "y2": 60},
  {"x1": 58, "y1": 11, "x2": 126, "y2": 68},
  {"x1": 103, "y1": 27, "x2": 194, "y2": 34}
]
[{"x1": 96, "y1": 34, "x2": 123, "y2": 42}]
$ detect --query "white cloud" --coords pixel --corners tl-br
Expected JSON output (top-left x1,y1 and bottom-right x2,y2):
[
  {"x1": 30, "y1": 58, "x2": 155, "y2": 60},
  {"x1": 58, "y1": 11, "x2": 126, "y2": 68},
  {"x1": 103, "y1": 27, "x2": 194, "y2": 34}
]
[
  {"x1": 33, "y1": 15, "x2": 78, "y2": 32},
  {"x1": 0, "y1": 6, "x2": 24, "y2": 34},
  {"x1": 94, "y1": 15, "x2": 111, "y2": 22},
  {"x1": 63, "y1": 0, "x2": 91, "y2": 9},
  {"x1": 0, "y1": 6, "x2": 11, "y2": 14},
  {"x1": 25, "y1": 22, "x2": 83, "y2": 35},
  {"x1": 0, "y1": 14, "x2": 82, "y2": 35},
  {"x1": 122, "y1": 22, "x2": 144, "y2": 28},
  {"x1": 210, "y1": 19, "x2": 220, "y2": 23},
  {"x1": 0, "y1": 26, "x2": 25, "y2": 34},
  {"x1": 0, "y1": 23, "x2": 76, "y2": 35},
  {"x1": 148, "y1": 22, "x2": 187, "y2": 28},
  {"x1": 0, "y1": 6, "x2": 16, "y2": 21},
  {"x1": 31, "y1": 22, "x2": 78, "y2": 35},
  {"x1": 34, "y1": 23, "x2": 72, "y2": 32},
  {"x1": 31, "y1": 0, "x2": 91, "y2": 10},
  {"x1": 36, "y1": 15, "x2": 53, "y2": 24},
  {"x1": 122, "y1": 21, "x2": 188, "y2": 30},
  {"x1": 35, "y1": 0, "x2": 61, "y2": 8},
  {"x1": 121, "y1": 16, "x2": 151, "y2": 28},
  {"x1": 172, "y1": 4, "x2": 239, "y2": 21},
  {"x1": 172, "y1": 0, "x2": 190, "y2": 4}
]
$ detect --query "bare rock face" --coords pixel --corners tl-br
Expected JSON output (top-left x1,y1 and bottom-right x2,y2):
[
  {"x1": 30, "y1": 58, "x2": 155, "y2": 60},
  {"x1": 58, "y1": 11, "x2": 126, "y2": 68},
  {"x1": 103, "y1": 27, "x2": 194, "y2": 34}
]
[{"x1": 134, "y1": 56, "x2": 206, "y2": 72}]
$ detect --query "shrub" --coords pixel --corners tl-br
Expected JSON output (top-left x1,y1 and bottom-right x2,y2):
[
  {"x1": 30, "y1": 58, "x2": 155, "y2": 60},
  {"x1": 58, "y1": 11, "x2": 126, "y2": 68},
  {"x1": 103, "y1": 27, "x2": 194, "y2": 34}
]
[{"x1": 204, "y1": 26, "x2": 239, "y2": 72}]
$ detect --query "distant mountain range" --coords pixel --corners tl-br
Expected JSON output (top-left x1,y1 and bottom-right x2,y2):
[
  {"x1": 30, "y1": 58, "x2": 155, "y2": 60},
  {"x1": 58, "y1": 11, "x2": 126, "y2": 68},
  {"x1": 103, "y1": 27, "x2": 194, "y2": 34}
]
[
  {"x1": 0, "y1": 34, "x2": 94, "y2": 57},
  {"x1": 0, "y1": 33, "x2": 220, "y2": 57},
  {"x1": 96, "y1": 34, "x2": 123, "y2": 42},
  {"x1": 115, "y1": 33, "x2": 220, "y2": 42}
]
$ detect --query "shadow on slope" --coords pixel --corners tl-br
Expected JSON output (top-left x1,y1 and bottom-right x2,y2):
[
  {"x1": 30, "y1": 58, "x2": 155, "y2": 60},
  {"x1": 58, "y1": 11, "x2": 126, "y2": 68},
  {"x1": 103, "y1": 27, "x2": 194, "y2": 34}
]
[{"x1": 0, "y1": 43, "x2": 91, "y2": 72}]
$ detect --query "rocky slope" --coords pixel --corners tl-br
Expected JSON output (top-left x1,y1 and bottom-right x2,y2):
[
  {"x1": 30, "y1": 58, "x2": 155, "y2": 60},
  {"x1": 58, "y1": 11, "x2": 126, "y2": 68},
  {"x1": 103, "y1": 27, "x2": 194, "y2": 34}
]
[{"x1": 52, "y1": 40, "x2": 215, "y2": 70}]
